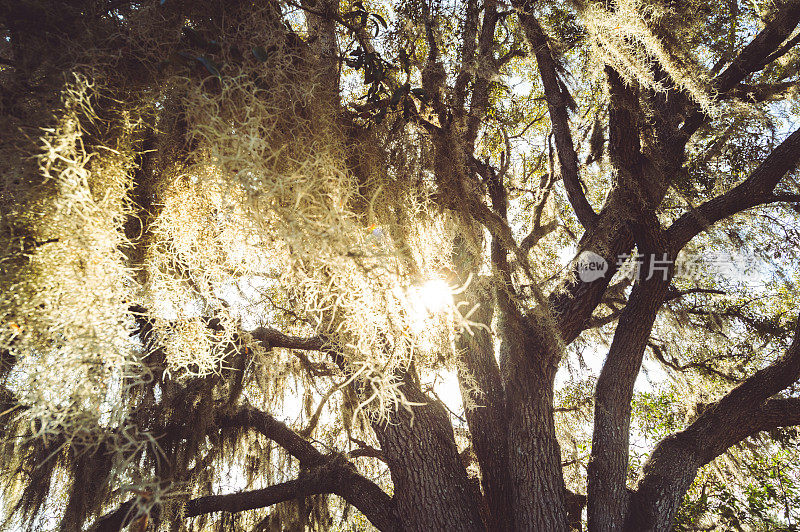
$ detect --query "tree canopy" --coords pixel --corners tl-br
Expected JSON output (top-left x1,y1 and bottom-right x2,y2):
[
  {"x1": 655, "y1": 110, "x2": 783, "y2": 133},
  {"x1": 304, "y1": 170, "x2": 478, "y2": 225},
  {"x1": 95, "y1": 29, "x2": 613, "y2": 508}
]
[{"x1": 1, "y1": 0, "x2": 800, "y2": 530}]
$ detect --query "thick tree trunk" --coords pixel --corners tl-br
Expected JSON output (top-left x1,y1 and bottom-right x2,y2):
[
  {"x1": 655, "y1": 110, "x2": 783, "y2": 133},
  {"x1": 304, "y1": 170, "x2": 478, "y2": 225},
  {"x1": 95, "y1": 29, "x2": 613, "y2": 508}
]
[
  {"x1": 455, "y1": 282, "x2": 514, "y2": 531},
  {"x1": 506, "y1": 358, "x2": 566, "y2": 530},
  {"x1": 371, "y1": 372, "x2": 486, "y2": 531},
  {"x1": 623, "y1": 435, "x2": 705, "y2": 532},
  {"x1": 587, "y1": 253, "x2": 672, "y2": 531},
  {"x1": 500, "y1": 304, "x2": 567, "y2": 531}
]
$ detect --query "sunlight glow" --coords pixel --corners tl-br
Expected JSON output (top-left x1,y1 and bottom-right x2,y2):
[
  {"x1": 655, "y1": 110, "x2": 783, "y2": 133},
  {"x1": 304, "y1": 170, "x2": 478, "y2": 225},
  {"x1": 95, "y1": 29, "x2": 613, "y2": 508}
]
[
  {"x1": 419, "y1": 278, "x2": 454, "y2": 313},
  {"x1": 410, "y1": 279, "x2": 454, "y2": 323}
]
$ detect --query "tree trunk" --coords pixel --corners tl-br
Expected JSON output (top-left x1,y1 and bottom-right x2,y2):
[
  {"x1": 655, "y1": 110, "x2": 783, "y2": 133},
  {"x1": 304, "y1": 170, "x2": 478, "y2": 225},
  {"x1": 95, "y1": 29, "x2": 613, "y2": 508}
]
[
  {"x1": 455, "y1": 282, "x2": 514, "y2": 531},
  {"x1": 501, "y1": 304, "x2": 567, "y2": 531},
  {"x1": 587, "y1": 256, "x2": 672, "y2": 531},
  {"x1": 506, "y1": 359, "x2": 566, "y2": 530},
  {"x1": 371, "y1": 371, "x2": 486, "y2": 531}
]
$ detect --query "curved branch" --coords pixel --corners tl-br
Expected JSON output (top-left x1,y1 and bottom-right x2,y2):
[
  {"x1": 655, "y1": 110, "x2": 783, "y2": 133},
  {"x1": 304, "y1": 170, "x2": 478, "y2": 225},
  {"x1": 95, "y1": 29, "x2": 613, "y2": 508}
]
[
  {"x1": 217, "y1": 406, "x2": 326, "y2": 467},
  {"x1": 181, "y1": 455, "x2": 397, "y2": 525},
  {"x1": 249, "y1": 327, "x2": 326, "y2": 352},
  {"x1": 587, "y1": 216, "x2": 673, "y2": 531},
  {"x1": 93, "y1": 455, "x2": 399, "y2": 531},
  {"x1": 664, "y1": 287, "x2": 725, "y2": 302},
  {"x1": 667, "y1": 126, "x2": 800, "y2": 251},
  {"x1": 217, "y1": 407, "x2": 398, "y2": 530},
  {"x1": 184, "y1": 465, "x2": 335, "y2": 516},
  {"x1": 625, "y1": 315, "x2": 800, "y2": 531}
]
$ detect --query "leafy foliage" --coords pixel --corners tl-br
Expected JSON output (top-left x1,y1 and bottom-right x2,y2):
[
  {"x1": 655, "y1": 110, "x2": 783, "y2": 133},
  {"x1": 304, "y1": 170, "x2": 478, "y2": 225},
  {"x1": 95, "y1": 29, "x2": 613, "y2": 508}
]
[{"x1": 1, "y1": 0, "x2": 799, "y2": 530}]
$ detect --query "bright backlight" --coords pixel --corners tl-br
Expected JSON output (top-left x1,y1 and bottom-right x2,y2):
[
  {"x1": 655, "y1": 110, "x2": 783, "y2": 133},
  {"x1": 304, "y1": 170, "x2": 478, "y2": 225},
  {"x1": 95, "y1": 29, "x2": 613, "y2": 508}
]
[{"x1": 417, "y1": 279, "x2": 453, "y2": 314}]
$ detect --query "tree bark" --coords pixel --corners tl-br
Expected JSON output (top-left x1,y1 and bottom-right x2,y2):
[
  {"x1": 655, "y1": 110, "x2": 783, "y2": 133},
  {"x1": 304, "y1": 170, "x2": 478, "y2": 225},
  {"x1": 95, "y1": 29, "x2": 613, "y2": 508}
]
[
  {"x1": 501, "y1": 301, "x2": 567, "y2": 530},
  {"x1": 371, "y1": 371, "x2": 487, "y2": 531},
  {"x1": 505, "y1": 349, "x2": 567, "y2": 531},
  {"x1": 587, "y1": 244, "x2": 672, "y2": 531},
  {"x1": 454, "y1": 280, "x2": 514, "y2": 531}
]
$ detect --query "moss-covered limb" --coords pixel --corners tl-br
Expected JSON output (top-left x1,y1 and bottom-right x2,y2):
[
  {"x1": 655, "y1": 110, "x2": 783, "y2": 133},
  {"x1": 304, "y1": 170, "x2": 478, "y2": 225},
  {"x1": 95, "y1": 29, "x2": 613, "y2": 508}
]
[
  {"x1": 94, "y1": 453, "x2": 400, "y2": 531},
  {"x1": 681, "y1": 0, "x2": 800, "y2": 138},
  {"x1": 216, "y1": 408, "x2": 401, "y2": 531},
  {"x1": 626, "y1": 316, "x2": 800, "y2": 531}
]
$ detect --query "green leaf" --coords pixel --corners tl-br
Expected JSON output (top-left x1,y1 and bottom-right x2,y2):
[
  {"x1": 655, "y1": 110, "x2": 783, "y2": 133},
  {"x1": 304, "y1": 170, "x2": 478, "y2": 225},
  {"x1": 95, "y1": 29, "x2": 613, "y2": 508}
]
[
  {"x1": 197, "y1": 56, "x2": 222, "y2": 78},
  {"x1": 252, "y1": 46, "x2": 269, "y2": 62}
]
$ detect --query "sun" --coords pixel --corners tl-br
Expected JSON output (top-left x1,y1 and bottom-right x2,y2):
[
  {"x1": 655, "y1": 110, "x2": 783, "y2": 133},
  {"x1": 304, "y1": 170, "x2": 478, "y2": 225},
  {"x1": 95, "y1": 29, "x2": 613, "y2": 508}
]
[
  {"x1": 407, "y1": 278, "x2": 454, "y2": 328},
  {"x1": 417, "y1": 279, "x2": 454, "y2": 313}
]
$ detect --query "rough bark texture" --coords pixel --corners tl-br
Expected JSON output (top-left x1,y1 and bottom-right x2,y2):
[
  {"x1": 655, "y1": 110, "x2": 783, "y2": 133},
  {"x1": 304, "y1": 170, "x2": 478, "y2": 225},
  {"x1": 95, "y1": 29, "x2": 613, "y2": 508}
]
[
  {"x1": 587, "y1": 249, "x2": 672, "y2": 531},
  {"x1": 505, "y1": 347, "x2": 566, "y2": 531},
  {"x1": 500, "y1": 300, "x2": 567, "y2": 531},
  {"x1": 372, "y1": 372, "x2": 487, "y2": 531},
  {"x1": 455, "y1": 283, "x2": 514, "y2": 531}
]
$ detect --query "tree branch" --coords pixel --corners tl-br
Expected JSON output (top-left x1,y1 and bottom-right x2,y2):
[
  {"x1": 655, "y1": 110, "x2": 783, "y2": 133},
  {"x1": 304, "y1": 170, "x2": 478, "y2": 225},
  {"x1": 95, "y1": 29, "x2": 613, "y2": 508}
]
[
  {"x1": 514, "y1": 2, "x2": 598, "y2": 229},
  {"x1": 96, "y1": 406, "x2": 399, "y2": 531},
  {"x1": 664, "y1": 287, "x2": 725, "y2": 302},
  {"x1": 583, "y1": 306, "x2": 625, "y2": 330},
  {"x1": 453, "y1": 0, "x2": 480, "y2": 111},
  {"x1": 93, "y1": 454, "x2": 399, "y2": 531},
  {"x1": 249, "y1": 327, "x2": 326, "y2": 352},
  {"x1": 217, "y1": 406, "x2": 327, "y2": 467},
  {"x1": 464, "y1": 1, "x2": 500, "y2": 146},
  {"x1": 625, "y1": 315, "x2": 800, "y2": 531},
  {"x1": 545, "y1": 65, "x2": 647, "y2": 346},
  {"x1": 730, "y1": 80, "x2": 800, "y2": 103},
  {"x1": 648, "y1": 341, "x2": 739, "y2": 384},
  {"x1": 183, "y1": 464, "x2": 336, "y2": 517},
  {"x1": 216, "y1": 407, "x2": 400, "y2": 530},
  {"x1": 682, "y1": 1, "x2": 800, "y2": 137},
  {"x1": 667, "y1": 127, "x2": 800, "y2": 251}
]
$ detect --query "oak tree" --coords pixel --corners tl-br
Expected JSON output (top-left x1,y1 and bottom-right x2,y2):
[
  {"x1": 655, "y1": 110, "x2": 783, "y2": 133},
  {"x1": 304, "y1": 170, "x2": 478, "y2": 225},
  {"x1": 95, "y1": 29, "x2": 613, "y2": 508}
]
[{"x1": 1, "y1": 0, "x2": 800, "y2": 530}]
